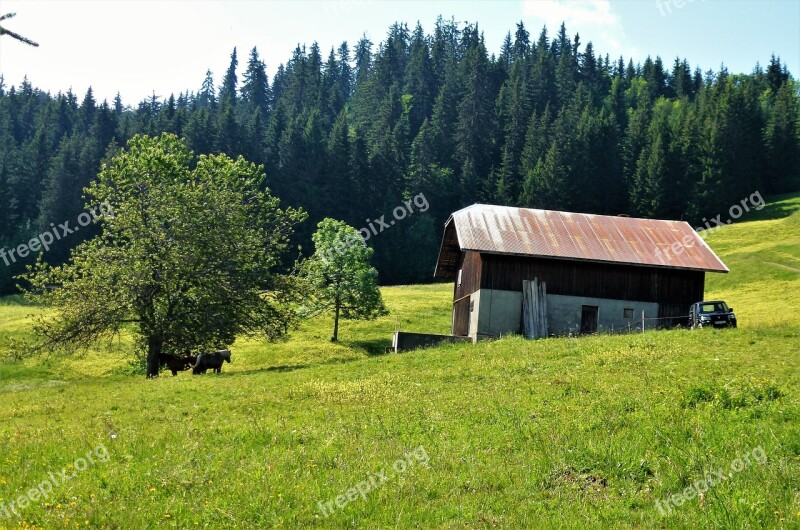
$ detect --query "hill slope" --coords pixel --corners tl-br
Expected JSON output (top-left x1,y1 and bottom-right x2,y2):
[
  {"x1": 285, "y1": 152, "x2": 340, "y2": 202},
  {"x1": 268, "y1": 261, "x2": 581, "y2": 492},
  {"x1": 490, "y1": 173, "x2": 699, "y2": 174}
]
[{"x1": 0, "y1": 194, "x2": 798, "y2": 529}]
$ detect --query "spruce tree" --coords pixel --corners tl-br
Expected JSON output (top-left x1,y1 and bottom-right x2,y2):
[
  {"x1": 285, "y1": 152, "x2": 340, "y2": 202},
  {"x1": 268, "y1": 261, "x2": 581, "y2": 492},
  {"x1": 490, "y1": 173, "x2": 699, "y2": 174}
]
[
  {"x1": 219, "y1": 48, "x2": 238, "y2": 108},
  {"x1": 241, "y1": 47, "x2": 271, "y2": 115}
]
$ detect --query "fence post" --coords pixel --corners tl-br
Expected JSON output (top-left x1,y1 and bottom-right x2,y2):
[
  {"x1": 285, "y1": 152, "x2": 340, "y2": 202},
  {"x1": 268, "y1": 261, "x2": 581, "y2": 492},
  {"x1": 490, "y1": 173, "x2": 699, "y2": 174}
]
[{"x1": 641, "y1": 310, "x2": 645, "y2": 333}]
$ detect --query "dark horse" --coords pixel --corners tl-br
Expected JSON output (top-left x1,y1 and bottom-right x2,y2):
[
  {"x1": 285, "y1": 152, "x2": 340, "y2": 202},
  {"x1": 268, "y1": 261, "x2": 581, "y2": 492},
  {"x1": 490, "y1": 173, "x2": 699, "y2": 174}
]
[
  {"x1": 192, "y1": 349, "x2": 232, "y2": 374},
  {"x1": 158, "y1": 353, "x2": 195, "y2": 376}
]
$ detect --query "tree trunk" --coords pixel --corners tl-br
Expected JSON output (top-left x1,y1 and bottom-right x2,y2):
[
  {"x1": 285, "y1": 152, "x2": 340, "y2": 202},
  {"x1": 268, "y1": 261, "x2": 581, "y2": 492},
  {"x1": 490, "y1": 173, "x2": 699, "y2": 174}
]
[
  {"x1": 146, "y1": 336, "x2": 163, "y2": 379},
  {"x1": 332, "y1": 298, "x2": 340, "y2": 342}
]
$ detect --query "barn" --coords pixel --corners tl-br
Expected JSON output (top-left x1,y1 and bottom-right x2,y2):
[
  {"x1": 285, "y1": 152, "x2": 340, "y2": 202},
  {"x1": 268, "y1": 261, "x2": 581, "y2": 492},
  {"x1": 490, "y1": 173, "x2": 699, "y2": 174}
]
[{"x1": 434, "y1": 204, "x2": 729, "y2": 339}]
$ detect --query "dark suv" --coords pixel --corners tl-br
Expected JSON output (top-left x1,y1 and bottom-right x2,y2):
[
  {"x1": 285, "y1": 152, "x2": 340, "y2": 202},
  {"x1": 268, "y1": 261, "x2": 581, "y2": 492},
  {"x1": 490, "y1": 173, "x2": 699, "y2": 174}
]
[{"x1": 688, "y1": 301, "x2": 737, "y2": 329}]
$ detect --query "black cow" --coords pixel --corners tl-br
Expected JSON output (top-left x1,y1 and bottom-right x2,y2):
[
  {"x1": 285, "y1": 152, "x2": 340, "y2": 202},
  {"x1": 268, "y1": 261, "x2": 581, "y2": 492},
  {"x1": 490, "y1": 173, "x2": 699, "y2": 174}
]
[
  {"x1": 158, "y1": 353, "x2": 193, "y2": 376},
  {"x1": 192, "y1": 349, "x2": 232, "y2": 374}
]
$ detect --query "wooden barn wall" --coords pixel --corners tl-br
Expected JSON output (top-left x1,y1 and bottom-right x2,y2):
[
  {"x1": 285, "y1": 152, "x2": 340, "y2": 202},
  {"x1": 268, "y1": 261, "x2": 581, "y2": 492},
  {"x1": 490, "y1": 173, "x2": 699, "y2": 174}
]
[
  {"x1": 479, "y1": 254, "x2": 705, "y2": 305},
  {"x1": 452, "y1": 298, "x2": 471, "y2": 336},
  {"x1": 454, "y1": 251, "x2": 483, "y2": 301}
]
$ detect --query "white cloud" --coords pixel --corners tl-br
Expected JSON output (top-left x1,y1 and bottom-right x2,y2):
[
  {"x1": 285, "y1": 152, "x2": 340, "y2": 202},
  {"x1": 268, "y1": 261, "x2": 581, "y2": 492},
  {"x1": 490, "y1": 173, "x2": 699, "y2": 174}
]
[{"x1": 522, "y1": 0, "x2": 634, "y2": 59}]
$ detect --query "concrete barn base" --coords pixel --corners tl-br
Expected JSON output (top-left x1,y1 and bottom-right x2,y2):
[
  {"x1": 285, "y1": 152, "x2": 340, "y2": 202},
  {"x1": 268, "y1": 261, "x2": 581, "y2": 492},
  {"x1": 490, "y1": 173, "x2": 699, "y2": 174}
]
[{"x1": 391, "y1": 332, "x2": 472, "y2": 352}]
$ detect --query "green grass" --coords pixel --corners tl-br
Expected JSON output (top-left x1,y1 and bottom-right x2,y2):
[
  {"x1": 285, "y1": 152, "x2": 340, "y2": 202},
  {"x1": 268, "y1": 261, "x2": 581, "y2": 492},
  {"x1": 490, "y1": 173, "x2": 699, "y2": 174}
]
[
  {"x1": 0, "y1": 194, "x2": 798, "y2": 529},
  {"x1": 703, "y1": 192, "x2": 800, "y2": 327}
]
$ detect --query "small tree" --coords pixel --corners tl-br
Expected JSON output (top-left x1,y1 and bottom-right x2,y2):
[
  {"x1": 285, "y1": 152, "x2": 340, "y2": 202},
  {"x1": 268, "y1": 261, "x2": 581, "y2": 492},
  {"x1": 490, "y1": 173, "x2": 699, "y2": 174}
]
[
  {"x1": 301, "y1": 218, "x2": 387, "y2": 341},
  {"x1": 22, "y1": 133, "x2": 306, "y2": 377}
]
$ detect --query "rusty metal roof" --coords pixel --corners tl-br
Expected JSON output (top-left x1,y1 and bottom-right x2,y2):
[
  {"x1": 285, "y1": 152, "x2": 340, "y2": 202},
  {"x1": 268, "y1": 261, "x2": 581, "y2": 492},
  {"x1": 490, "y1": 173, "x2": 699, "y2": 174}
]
[{"x1": 434, "y1": 204, "x2": 728, "y2": 277}]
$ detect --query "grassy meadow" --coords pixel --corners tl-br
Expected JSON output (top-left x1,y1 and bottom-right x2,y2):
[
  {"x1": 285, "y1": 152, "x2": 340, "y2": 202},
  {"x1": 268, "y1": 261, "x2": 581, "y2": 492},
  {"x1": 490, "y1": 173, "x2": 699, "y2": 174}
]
[{"x1": 0, "y1": 194, "x2": 798, "y2": 529}]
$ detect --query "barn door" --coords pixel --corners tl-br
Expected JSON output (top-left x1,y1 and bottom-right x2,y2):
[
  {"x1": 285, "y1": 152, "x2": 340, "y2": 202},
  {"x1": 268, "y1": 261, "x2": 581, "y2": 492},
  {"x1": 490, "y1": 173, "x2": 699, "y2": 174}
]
[
  {"x1": 452, "y1": 297, "x2": 471, "y2": 336},
  {"x1": 580, "y1": 305, "x2": 598, "y2": 334}
]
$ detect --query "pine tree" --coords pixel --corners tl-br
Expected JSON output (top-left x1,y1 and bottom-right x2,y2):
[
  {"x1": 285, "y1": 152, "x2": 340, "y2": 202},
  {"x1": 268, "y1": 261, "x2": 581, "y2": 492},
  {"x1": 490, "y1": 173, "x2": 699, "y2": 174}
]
[
  {"x1": 554, "y1": 24, "x2": 577, "y2": 107},
  {"x1": 354, "y1": 36, "x2": 373, "y2": 86},
  {"x1": 522, "y1": 140, "x2": 567, "y2": 210},
  {"x1": 454, "y1": 29, "x2": 495, "y2": 202},
  {"x1": 0, "y1": 19, "x2": 798, "y2": 292},
  {"x1": 80, "y1": 87, "x2": 96, "y2": 129},
  {"x1": 630, "y1": 104, "x2": 670, "y2": 217},
  {"x1": 428, "y1": 56, "x2": 460, "y2": 170},
  {"x1": 669, "y1": 57, "x2": 693, "y2": 98},
  {"x1": 219, "y1": 48, "x2": 238, "y2": 108},
  {"x1": 113, "y1": 93, "x2": 124, "y2": 116},
  {"x1": 763, "y1": 81, "x2": 799, "y2": 193},
  {"x1": 324, "y1": 111, "x2": 355, "y2": 220},
  {"x1": 337, "y1": 42, "x2": 352, "y2": 98},
  {"x1": 499, "y1": 32, "x2": 513, "y2": 71},
  {"x1": 322, "y1": 47, "x2": 343, "y2": 121},
  {"x1": 17, "y1": 125, "x2": 50, "y2": 221},
  {"x1": 495, "y1": 59, "x2": 530, "y2": 203},
  {"x1": 766, "y1": 54, "x2": 789, "y2": 92},
  {"x1": 512, "y1": 22, "x2": 530, "y2": 62},
  {"x1": 404, "y1": 23, "x2": 436, "y2": 137},
  {"x1": 241, "y1": 47, "x2": 271, "y2": 115},
  {"x1": 271, "y1": 64, "x2": 286, "y2": 103}
]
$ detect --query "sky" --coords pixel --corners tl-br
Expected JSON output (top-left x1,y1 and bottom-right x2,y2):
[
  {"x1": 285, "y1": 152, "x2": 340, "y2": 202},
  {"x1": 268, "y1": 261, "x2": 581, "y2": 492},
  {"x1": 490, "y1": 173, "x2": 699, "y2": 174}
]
[{"x1": 0, "y1": 0, "x2": 798, "y2": 105}]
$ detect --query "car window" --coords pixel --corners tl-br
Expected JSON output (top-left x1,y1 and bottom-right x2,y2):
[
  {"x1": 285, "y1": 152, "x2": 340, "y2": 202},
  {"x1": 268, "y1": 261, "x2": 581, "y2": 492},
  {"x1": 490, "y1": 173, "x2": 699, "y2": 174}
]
[{"x1": 700, "y1": 302, "x2": 728, "y2": 313}]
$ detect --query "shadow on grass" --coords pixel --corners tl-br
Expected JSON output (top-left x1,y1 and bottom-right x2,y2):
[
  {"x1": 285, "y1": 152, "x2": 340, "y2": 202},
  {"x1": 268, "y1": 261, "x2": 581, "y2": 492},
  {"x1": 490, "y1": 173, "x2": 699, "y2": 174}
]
[
  {"x1": 0, "y1": 294, "x2": 40, "y2": 307},
  {"x1": 741, "y1": 192, "x2": 800, "y2": 222},
  {"x1": 265, "y1": 364, "x2": 309, "y2": 373},
  {"x1": 229, "y1": 354, "x2": 374, "y2": 377},
  {"x1": 344, "y1": 338, "x2": 392, "y2": 356}
]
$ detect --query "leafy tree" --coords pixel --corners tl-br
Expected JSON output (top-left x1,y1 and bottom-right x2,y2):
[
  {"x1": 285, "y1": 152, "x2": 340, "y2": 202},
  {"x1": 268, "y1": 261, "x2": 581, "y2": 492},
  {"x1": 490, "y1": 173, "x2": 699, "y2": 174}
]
[
  {"x1": 22, "y1": 134, "x2": 306, "y2": 378},
  {"x1": 301, "y1": 218, "x2": 386, "y2": 342}
]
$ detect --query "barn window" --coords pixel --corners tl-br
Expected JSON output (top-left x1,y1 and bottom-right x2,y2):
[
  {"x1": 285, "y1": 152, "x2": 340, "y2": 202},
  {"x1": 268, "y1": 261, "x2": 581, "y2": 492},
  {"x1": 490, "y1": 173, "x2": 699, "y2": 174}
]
[
  {"x1": 623, "y1": 308, "x2": 634, "y2": 319},
  {"x1": 457, "y1": 269, "x2": 463, "y2": 287}
]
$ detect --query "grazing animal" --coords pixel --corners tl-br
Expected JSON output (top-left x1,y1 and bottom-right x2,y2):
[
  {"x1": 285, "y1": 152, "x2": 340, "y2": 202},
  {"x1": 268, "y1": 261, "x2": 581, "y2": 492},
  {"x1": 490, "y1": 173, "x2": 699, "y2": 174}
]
[
  {"x1": 192, "y1": 349, "x2": 232, "y2": 374},
  {"x1": 158, "y1": 353, "x2": 193, "y2": 376}
]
